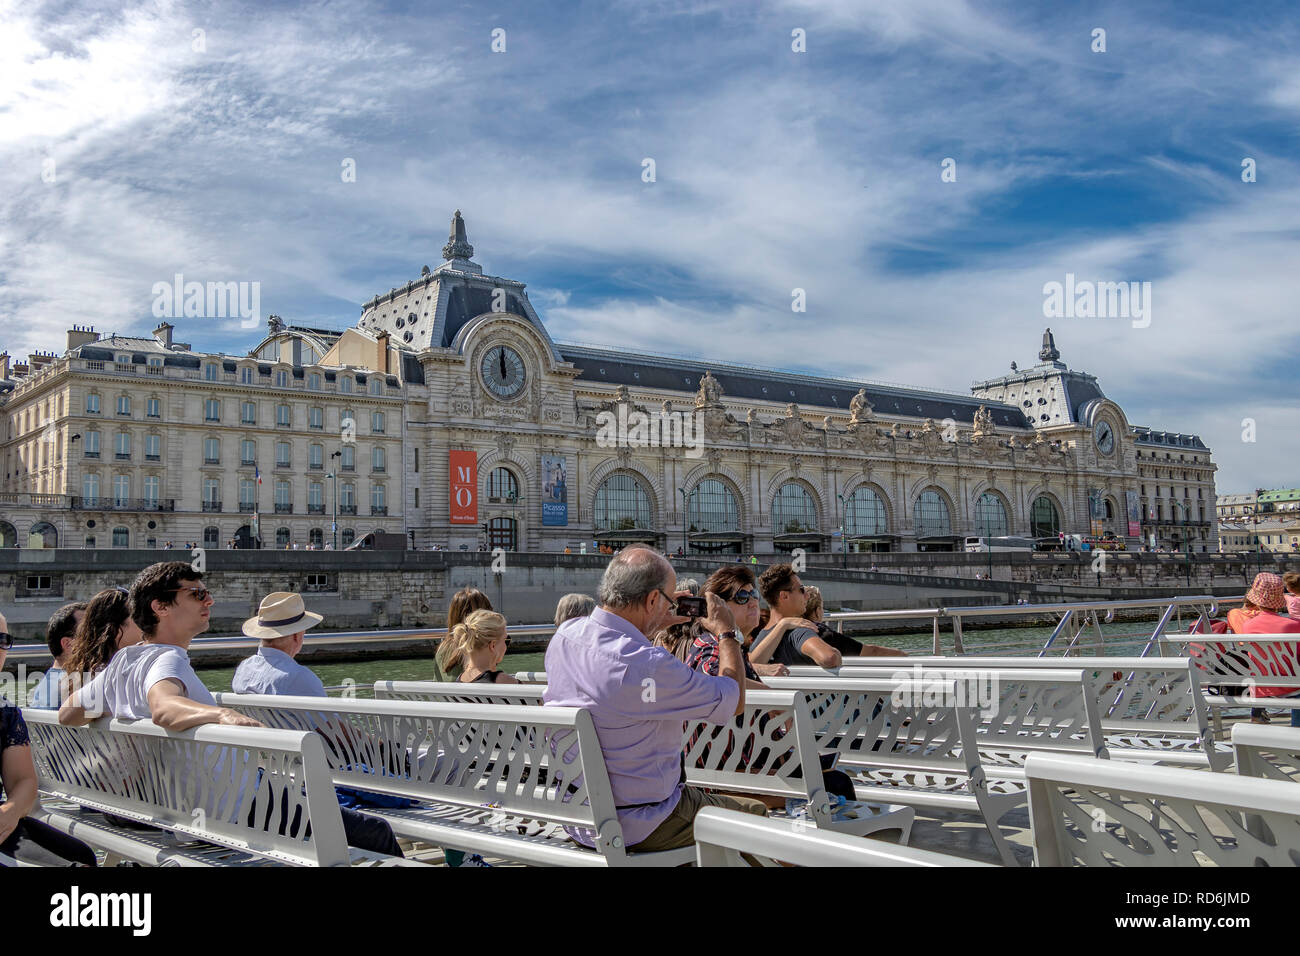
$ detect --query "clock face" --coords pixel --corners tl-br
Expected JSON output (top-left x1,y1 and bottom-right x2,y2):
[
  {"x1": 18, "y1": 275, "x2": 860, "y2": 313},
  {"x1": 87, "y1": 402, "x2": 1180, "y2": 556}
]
[
  {"x1": 480, "y1": 345, "x2": 527, "y2": 400},
  {"x1": 1094, "y1": 420, "x2": 1115, "y2": 455}
]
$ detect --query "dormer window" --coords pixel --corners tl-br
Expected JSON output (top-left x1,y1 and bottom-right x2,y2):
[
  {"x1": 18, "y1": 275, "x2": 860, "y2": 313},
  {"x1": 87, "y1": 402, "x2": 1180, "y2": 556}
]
[
  {"x1": 204, "y1": 363, "x2": 218, "y2": 381},
  {"x1": 240, "y1": 367, "x2": 254, "y2": 384}
]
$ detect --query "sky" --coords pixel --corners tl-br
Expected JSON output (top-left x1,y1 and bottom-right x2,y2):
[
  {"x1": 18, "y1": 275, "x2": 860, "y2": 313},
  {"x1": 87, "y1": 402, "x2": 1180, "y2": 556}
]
[{"x1": 1, "y1": 0, "x2": 1298, "y2": 493}]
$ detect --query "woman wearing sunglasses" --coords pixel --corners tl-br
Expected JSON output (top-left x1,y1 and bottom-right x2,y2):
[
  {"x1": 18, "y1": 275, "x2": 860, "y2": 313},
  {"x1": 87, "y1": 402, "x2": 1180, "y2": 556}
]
[{"x1": 0, "y1": 610, "x2": 98, "y2": 866}]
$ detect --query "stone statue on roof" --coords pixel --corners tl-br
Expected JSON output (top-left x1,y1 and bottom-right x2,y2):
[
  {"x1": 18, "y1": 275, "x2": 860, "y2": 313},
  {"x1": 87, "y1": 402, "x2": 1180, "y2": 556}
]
[
  {"x1": 849, "y1": 388, "x2": 873, "y2": 424},
  {"x1": 972, "y1": 405, "x2": 994, "y2": 438},
  {"x1": 696, "y1": 370, "x2": 723, "y2": 408}
]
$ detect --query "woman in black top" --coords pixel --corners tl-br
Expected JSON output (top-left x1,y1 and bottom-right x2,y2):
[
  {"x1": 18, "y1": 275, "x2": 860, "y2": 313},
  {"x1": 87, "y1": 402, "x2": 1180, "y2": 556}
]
[
  {"x1": 445, "y1": 610, "x2": 520, "y2": 686},
  {"x1": 0, "y1": 613, "x2": 97, "y2": 866}
]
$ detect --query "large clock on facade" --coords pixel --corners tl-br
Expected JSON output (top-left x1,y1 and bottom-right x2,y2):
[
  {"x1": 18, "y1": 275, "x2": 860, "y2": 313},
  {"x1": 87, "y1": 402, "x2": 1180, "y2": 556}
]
[
  {"x1": 480, "y1": 345, "x2": 527, "y2": 400},
  {"x1": 1094, "y1": 419, "x2": 1115, "y2": 456}
]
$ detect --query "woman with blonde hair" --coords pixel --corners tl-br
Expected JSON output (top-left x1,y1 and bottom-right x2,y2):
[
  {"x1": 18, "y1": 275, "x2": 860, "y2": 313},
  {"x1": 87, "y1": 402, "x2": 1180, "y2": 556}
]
[
  {"x1": 432, "y1": 588, "x2": 493, "y2": 682},
  {"x1": 437, "y1": 610, "x2": 518, "y2": 685}
]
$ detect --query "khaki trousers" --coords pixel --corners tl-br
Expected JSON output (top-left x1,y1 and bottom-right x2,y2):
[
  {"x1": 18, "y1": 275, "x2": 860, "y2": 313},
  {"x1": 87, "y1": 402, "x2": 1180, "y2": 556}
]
[{"x1": 628, "y1": 785, "x2": 768, "y2": 853}]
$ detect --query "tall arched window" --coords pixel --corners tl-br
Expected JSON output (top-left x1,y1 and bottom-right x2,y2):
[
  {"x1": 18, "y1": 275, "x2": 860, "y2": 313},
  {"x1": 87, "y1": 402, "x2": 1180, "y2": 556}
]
[
  {"x1": 913, "y1": 489, "x2": 952, "y2": 538},
  {"x1": 845, "y1": 486, "x2": 888, "y2": 536},
  {"x1": 594, "y1": 473, "x2": 653, "y2": 531},
  {"x1": 772, "y1": 482, "x2": 817, "y2": 534},
  {"x1": 276, "y1": 527, "x2": 291, "y2": 548},
  {"x1": 487, "y1": 467, "x2": 519, "y2": 500},
  {"x1": 974, "y1": 492, "x2": 1009, "y2": 537},
  {"x1": 688, "y1": 479, "x2": 740, "y2": 532},
  {"x1": 1031, "y1": 496, "x2": 1060, "y2": 537}
]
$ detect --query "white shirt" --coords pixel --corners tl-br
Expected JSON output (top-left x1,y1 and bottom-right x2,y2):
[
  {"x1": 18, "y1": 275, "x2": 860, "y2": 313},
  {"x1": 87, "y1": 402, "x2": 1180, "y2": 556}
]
[{"x1": 80, "y1": 643, "x2": 213, "y2": 720}]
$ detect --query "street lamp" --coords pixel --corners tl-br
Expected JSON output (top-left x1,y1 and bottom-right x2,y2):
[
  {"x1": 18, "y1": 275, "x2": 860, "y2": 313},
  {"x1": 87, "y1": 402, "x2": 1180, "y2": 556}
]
[
  {"x1": 678, "y1": 486, "x2": 688, "y2": 557},
  {"x1": 506, "y1": 489, "x2": 520, "y2": 551},
  {"x1": 836, "y1": 493, "x2": 847, "y2": 570},
  {"x1": 328, "y1": 450, "x2": 341, "y2": 551}
]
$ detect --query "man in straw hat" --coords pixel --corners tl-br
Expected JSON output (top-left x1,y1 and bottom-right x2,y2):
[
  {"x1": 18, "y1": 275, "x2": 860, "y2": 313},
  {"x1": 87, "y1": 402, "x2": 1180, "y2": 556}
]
[
  {"x1": 230, "y1": 591, "x2": 406, "y2": 858},
  {"x1": 232, "y1": 592, "x2": 327, "y2": 697}
]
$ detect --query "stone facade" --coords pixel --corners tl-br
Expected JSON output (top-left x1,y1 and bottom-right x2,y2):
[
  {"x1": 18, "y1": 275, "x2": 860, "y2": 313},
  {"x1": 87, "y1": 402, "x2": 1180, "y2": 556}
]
[{"x1": 1, "y1": 214, "x2": 1219, "y2": 554}]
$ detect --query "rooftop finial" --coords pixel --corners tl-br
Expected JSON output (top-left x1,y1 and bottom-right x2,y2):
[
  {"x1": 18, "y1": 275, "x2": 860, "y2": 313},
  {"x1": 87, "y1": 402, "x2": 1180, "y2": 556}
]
[
  {"x1": 1038, "y1": 327, "x2": 1060, "y2": 363},
  {"x1": 442, "y1": 209, "x2": 474, "y2": 261}
]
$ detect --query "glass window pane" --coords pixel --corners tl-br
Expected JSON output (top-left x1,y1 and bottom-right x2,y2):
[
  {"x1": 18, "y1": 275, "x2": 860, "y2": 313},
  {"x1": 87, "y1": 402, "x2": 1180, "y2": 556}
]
[{"x1": 594, "y1": 473, "x2": 653, "y2": 531}]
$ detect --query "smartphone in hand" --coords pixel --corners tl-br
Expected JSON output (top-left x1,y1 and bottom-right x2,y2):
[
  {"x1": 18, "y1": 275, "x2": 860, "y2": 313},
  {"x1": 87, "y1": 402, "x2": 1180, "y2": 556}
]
[{"x1": 675, "y1": 595, "x2": 707, "y2": 618}]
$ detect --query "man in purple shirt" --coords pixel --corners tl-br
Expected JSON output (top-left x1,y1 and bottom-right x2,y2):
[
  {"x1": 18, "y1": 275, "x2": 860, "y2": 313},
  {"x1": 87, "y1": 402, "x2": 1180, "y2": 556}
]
[{"x1": 544, "y1": 546, "x2": 767, "y2": 852}]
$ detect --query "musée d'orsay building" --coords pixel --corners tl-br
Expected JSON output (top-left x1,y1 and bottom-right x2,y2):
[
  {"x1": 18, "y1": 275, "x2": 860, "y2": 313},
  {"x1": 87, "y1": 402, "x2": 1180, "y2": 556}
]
[{"x1": 1, "y1": 213, "x2": 1219, "y2": 555}]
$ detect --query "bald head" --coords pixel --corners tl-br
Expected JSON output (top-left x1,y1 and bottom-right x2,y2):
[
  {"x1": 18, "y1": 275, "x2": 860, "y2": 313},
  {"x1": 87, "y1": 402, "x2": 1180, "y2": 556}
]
[{"x1": 598, "y1": 546, "x2": 673, "y2": 609}]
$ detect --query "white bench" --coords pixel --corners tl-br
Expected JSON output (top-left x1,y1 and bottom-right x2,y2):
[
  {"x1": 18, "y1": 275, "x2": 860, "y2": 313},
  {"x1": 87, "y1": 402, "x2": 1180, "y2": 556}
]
[
  {"x1": 1159, "y1": 635, "x2": 1300, "y2": 735},
  {"x1": 766, "y1": 668, "x2": 1107, "y2": 770},
  {"x1": 211, "y1": 694, "x2": 692, "y2": 866},
  {"x1": 23, "y1": 710, "x2": 415, "y2": 867},
  {"x1": 1025, "y1": 752, "x2": 1300, "y2": 867},
  {"x1": 1231, "y1": 722, "x2": 1300, "y2": 783},
  {"x1": 693, "y1": 808, "x2": 993, "y2": 868},
  {"x1": 374, "y1": 681, "x2": 915, "y2": 841},
  {"x1": 799, "y1": 657, "x2": 1225, "y2": 770}
]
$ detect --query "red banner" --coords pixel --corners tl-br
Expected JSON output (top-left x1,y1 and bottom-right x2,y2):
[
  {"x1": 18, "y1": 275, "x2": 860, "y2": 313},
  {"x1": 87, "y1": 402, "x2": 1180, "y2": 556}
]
[{"x1": 449, "y1": 450, "x2": 477, "y2": 524}]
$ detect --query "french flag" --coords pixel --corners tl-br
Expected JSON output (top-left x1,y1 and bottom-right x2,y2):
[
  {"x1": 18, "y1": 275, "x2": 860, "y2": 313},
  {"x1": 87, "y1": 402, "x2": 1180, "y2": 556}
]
[{"x1": 254, "y1": 464, "x2": 262, "y2": 486}]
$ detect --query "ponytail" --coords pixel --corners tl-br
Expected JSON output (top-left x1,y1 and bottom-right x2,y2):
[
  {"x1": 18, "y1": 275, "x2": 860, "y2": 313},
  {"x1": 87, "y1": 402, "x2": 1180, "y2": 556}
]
[{"x1": 436, "y1": 610, "x2": 506, "y2": 674}]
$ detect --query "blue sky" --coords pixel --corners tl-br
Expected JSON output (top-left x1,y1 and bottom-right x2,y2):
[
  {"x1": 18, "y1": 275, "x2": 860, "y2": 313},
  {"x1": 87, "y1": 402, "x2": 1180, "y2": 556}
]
[{"x1": 2, "y1": 0, "x2": 1298, "y2": 493}]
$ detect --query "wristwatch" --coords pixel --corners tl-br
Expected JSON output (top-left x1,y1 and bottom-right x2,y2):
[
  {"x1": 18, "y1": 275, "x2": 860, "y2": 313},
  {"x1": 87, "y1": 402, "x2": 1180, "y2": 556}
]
[{"x1": 715, "y1": 629, "x2": 741, "y2": 643}]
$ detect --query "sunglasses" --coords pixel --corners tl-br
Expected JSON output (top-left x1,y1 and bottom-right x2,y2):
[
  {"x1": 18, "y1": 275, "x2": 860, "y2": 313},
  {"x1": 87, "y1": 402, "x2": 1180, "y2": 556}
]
[
  {"x1": 654, "y1": 587, "x2": 678, "y2": 612},
  {"x1": 0, "y1": 633, "x2": 11, "y2": 650},
  {"x1": 168, "y1": 586, "x2": 212, "y2": 602},
  {"x1": 726, "y1": 588, "x2": 760, "y2": 605}
]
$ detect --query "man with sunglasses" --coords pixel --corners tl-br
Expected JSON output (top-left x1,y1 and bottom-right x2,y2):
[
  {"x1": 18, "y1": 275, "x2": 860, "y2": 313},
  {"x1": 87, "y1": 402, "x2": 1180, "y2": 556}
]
[
  {"x1": 544, "y1": 546, "x2": 766, "y2": 854},
  {"x1": 60, "y1": 562, "x2": 260, "y2": 730}
]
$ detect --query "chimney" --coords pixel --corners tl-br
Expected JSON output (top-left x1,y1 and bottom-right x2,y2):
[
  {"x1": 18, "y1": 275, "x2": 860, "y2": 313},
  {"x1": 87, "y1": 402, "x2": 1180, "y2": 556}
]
[
  {"x1": 11, "y1": 361, "x2": 29, "y2": 378},
  {"x1": 67, "y1": 325, "x2": 100, "y2": 351},
  {"x1": 153, "y1": 322, "x2": 173, "y2": 348},
  {"x1": 376, "y1": 331, "x2": 390, "y2": 373},
  {"x1": 0, "y1": 352, "x2": 8, "y2": 380},
  {"x1": 28, "y1": 351, "x2": 55, "y2": 373}
]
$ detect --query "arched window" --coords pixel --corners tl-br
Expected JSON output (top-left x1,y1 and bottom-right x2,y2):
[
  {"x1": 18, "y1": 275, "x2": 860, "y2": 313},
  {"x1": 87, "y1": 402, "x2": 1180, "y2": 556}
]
[
  {"x1": 112, "y1": 527, "x2": 129, "y2": 548},
  {"x1": 203, "y1": 526, "x2": 220, "y2": 547},
  {"x1": 688, "y1": 479, "x2": 740, "y2": 532},
  {"x1": 309, "y1": 528, "x2": 323, "y2": 548},
  {"x1": 772, "y1": 482, "x2": 816, "y2": 534},
  {"x1": 0, "y1": 521, "x2": 16, "y2": 548},
  {"x1": 1031, "y1": 496, "x2": 1060, "y2": 538},
  {"x1": 594, "y1": 473, "x2": 653, "y2": 531},
  {"x1": 845, "y1": 486, "x2": 888, "y2": 536},
  {"x1": 974, "y1": 492, "x2": 1009, "y2": 537},
  {"x1": 341, "y1": 528, "x2": 356, "y2": 547},
  {"x1": 913, "y1": 489, "x2": 952, "y2": 538},
  {"x1": 488, "y1": 467, "x2": 519, "y2": 501},
  {"x1": 276, "y1": 527, "x2": 291, "y2": 548}
]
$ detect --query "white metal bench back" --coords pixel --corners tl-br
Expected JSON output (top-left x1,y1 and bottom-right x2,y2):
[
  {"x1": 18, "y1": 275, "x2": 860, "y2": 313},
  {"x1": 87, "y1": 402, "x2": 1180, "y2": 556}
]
[
  {"x1": 211, "y1": 695, "x2": 626, "y2": 855},
  {"x1": 681, "y1": 690, "x2": 824, "y2": 810},
  {"x1": 375, "y1": 680, "x2": 545, "y2": 706},
  {"x1": 768, "y1": 669, "x2": 1104, "y2": 758},
  {"x1": 754, "y1": 676, "x2": 980, "y2": 777},
  {"x1": 1159, "y1": 636, "x2": 1300, "y2": 690},
  {"x1": 22, "y1": 710, "x2": 350, "y2": 866},
  {"x1": 374, "y1": 684, "x2": 829, "y2": 820},
  {"x1": 1025, "y1": 752, "x2": 1300, "y2": 867},
  {"x1": 818, "y1": 657, "x2": 1203, "y2": 732},
  {"x1": 1231, "y1": 723, "x2": 1300, "y2": 783}
]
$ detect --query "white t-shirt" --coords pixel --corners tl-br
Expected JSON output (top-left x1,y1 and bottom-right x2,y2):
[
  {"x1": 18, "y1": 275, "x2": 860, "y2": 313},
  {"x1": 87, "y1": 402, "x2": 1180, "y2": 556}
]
[{"x1": 81, "y1": 643, "x2": 214, "y2": 720}]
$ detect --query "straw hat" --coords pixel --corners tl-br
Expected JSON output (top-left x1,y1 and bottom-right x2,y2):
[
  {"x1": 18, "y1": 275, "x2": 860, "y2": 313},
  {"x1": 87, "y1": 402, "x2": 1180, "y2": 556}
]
[
  {"x1": 1245, "y1": 573, "x2": 1287, "y2": 612},
  {"x1": 242, "y1": 592, "x2": 324, "y2": 639}
]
